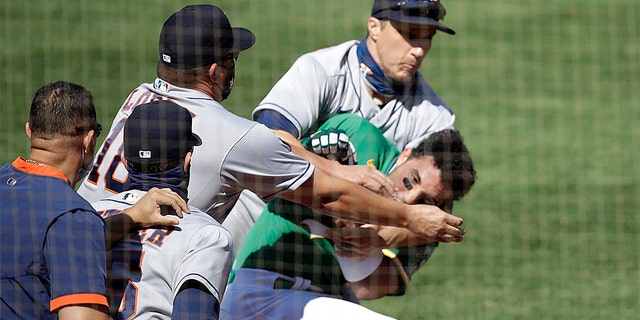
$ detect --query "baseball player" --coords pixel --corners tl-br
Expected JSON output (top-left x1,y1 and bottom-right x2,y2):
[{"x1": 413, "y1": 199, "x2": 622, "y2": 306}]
[
  {"x1": 92, "y1": 101, "x2": 232, "y2": 319},
  {"x1": 78, "y1": 5, "x2": 468, "y2": 244},
  {"x1": 221, "y1": 114, "x2": 476, "y2": 319},
  {"x1": 225, "y1": 0, "x2": 459, "y2": 254},
  {"x1": 0, "y1": 81, "x2": 188, "y2": 320}
]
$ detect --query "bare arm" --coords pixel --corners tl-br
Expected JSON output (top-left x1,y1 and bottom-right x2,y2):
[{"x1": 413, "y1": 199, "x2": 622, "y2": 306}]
[
  {"x1": 274, "y1": 129, "x2": 396, "y2": 196},
  {"x1": 57, "y1": 305, "x2": 109, "y2": 320},
  {"x1": 348, "y1": 258, "x2": 401, "y2": 300},
  {"x1": 279, "y1": 166, "x2": 465, "y2": 242},
  {"x1": 372, "y1": 225, "x2": 435, "y2": 248}
]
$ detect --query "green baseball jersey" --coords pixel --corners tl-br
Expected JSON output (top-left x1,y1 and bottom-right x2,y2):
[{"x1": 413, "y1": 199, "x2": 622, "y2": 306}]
[{"x1": 232, "y1": 114, "x2": 436, "y2": 296}]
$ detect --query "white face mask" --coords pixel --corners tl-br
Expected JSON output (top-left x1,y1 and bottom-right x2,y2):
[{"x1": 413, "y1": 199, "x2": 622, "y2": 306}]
[{"x1": 76, "y1": 147, "x2": 94, "y2": 184}]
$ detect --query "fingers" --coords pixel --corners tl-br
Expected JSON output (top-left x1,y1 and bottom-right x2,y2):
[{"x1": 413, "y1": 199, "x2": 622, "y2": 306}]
[
  {"x1": 155, "y1": 215, "x2": 181, "y2": 226},
  {"x1": 128, "y1": 188, "x2": 190, "y2": 228},
  {"x1": 436, "y1": 225, "x2": 466, "y2": 243},
  {"x1": 154, "y1": 188, "x2": 190, "y2": 215},
  {"x1": 372, "y1": 172, "x2": 396, "y2": 197},
  {"x1": 407, "y1": 205, "x2": 467, "y2": 243},
  {"x1": 444, "y1": 212, "x2": 463, "y2": 227},
  {"x1": 436, "y1": 220, "x2": 466, "y2": 243},
  {"x1": 348, "y1": 165, "x2": 396, "y2": 195}
]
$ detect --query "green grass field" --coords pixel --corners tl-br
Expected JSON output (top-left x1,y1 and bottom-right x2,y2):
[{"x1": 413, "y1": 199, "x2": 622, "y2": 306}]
[{"x1": 1, "y1": 0, "x2": 638, "y2": 319}]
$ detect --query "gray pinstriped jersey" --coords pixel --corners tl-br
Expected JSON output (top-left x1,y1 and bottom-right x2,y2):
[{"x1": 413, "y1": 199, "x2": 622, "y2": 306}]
[
  {"x1": 92, "y1": 190, "x2": 233, "y2": 319},
  {"x1": 78, "y1": 79, "x2": 314, "y2": 223},
  {"x1": 253, "y1": 40, "x2": 456, "y2": 150}
]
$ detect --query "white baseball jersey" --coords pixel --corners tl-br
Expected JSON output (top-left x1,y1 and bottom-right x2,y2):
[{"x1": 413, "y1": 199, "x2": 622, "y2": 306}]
[
  {"x1": 253, "y1": 40, "x2": 456, "y2": 150},
  {"x1": 92, "y1": 190, "x2": 233, "y2": 319},
  {"x1": 78, "y1": 78, "x2": 314, "y2": 223}
]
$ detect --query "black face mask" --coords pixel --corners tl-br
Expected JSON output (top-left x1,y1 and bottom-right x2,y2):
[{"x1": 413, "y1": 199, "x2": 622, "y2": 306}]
[
  {"x1": 127, "y1": 164, "x2": 190, "y2": 201},
  {"x1": 221, "y1": 65, "x2": 235, "y2": 101}
]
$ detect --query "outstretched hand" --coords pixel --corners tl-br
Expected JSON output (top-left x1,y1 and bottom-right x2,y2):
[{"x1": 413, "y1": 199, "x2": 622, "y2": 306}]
[
  {"x1": 123, "y1": 187, "x2": 190, "y2": 228},
  {"x1": 406, "y1": 205, "x2": 466, "y2": 243}
]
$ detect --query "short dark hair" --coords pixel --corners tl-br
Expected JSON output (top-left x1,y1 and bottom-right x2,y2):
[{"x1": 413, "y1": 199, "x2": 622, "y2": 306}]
[
  {"x1": 125, "y1": 158, "x2": 184, "y2": 174},
  {"x1": 157, "y1": 62, "x2": 210, "y2": 88},
  {"x1": 409, "y1": 129, "x2": 476, "y2": 201},
  {"x1": 29, "y1": 81, "x2": 96, "y2": 139}
]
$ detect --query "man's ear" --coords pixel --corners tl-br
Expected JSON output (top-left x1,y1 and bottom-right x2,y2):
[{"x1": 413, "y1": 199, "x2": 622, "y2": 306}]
[
  {"x1": 208, "y1": 63, "x2": 219, "y2": 84},
  {"x1": 368, "y1": 17, "x2": 382, "y2": 40},
  {"x1": 396, "y1": 148, "x2": 413, "y2": 166},
  {"x1": 25, "y1": 122, "x2": 32, "y2": 139},
  {"x1": 82, "y1": 129, "x2": 96, "y2": 153},
  {"x1": 183, "y1": 151, "x2": 192, "y2": 172}
]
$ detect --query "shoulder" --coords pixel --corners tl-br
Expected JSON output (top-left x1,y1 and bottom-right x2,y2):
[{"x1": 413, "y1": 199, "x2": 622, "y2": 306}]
[
  {"x1": 182, "y1": 209, "x2": 232, "y2": 242},
  {"x1": 184, "y1": 207, "x2": 224, "y2": 226},
  {"x1": 294, "y1": 40, "x2": 358, "y2": 70},
  {"x1": 411, "y1": 74, "x2": 454, "y2": 114},
  {"x1": 91, "y1": 190, "x2": 146, "y2": 214},
  {"x1": 305, "y1": 40, "x2": 358, "y2": 60},
  {"x1": 192, "y1": 103, "x2": 258, "y2": 135}
]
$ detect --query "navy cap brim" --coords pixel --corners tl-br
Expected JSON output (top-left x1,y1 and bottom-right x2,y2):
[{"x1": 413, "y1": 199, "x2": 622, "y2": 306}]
[
  {"x1": 231, "y1": 27, "x2": 256, "y2": 52},
  {"x1": 190, "y1": 132, "x2": 202, "y2": 147},
  {"x1": 382, "y1": 10, "x2": 455, "y2": 35}
]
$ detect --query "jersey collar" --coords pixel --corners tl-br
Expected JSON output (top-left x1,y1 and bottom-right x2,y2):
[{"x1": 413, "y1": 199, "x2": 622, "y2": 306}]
[{"x1": 12, "y1": 157, "x2": 69, "y2": 183}]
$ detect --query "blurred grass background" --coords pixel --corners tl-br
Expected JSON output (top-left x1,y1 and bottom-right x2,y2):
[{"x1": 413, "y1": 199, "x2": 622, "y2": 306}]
[{"x1": 1, "y1": 0, "x2": 638, "y2": 319}]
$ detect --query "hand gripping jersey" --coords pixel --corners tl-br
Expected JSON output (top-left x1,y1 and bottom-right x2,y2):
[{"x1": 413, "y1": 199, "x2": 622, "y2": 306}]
[
  {"x1": 78, "y1": 79, "x2": 314, "y2": 222},
  {"x1": 253, "y1": 40, "x2": 456, "y2": 150},
  {"x1": 0, "y1": 158, "x2": 108, "y2": 319},
  {"x1": 92, "y1": 190, "x2": 233, "y2": 319}
]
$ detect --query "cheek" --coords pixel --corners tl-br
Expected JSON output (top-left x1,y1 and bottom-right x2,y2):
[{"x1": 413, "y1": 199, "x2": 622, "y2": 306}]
[{"x1": 377, "y1": 35, "x2": 405, "y2": 64}]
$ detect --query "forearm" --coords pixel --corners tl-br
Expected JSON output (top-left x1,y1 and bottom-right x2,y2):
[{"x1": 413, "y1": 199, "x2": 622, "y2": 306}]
[
  {"x1": 288, "y1": 170, "x2": 410, "y2": 227},
  {"x1": 57, "y1": 305, "x2": 109, "y2": 320},
  {"x1": 349, "y1": 258, "x2": 400, "y2": 300},
  {"x1": 375, "y1": 225, "x2": 433, "y2": 248},
  {"x1": 273, "y1": 129, "x2": 342, "y2": 176},
  {"x1": 103, "y1": 212, "x2": 137, "y2": 251}
]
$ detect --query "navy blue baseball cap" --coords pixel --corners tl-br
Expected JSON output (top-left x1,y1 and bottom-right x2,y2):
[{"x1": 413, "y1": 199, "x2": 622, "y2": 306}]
[
  {"x1": 158, "y1": 4, "x2": 256, "y2": 69},
  {"x1": 371, "y1": 0, "x2": 455, "y2": 35},
  {"x1": 124, "y1": 100, "x2": 202, "y2": 166}
]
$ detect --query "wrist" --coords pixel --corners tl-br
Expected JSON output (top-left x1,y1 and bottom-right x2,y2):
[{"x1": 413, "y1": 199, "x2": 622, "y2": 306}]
[
  {"x1": 399, "y1": 203, "x2": 413, "y2": 229},
  {"x1": 120, "y1": 209, "x2": 140, "y2": 227}
]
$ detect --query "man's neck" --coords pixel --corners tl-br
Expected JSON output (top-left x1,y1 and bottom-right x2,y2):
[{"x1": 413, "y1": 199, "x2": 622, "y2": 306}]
[{"x1": 365, "y1": 83, "x2": 392, "y2": 107}]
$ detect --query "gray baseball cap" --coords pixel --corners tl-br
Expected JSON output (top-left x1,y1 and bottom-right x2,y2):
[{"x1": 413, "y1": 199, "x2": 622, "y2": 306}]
[{"x1": 371, "y1": 0, "x2": 455, "y2": 35}]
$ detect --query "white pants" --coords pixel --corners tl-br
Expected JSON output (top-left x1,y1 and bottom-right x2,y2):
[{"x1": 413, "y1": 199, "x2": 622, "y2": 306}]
[{"x1": 220, "y1": 268, "x2": 395, "y2": 320}]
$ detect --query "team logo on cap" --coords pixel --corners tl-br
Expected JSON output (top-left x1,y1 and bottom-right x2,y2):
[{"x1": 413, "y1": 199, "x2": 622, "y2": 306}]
[
  {"x1": 162, "y1": 54, "x2": 171, "y2": 63},
  {"x1": 139, "y1": 150, "x2": 152, "y2": 159}
]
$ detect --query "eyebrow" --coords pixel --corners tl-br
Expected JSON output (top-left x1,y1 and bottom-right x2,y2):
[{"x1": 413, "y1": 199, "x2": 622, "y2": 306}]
[
  {"x1": 410, "y1": 168, "x2": 422, "y2": 186},
  {"x1": 411, "y1": 168, "x2": 441, "y2": 206}
]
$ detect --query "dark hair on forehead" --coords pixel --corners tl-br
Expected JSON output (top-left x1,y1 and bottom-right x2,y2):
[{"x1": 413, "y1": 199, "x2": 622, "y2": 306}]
[
  {"x1": 29, "y1": 81, "x2": 96, "y2": 138},
  {"x1": 409, "y1": 129, "x2": 477, "y2": 201}
]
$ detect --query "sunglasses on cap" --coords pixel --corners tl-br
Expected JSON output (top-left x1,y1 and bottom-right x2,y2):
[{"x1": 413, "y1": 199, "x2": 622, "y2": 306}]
[{"x1": 385, "y1": 0, "x2": 447, "y2": 21}]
